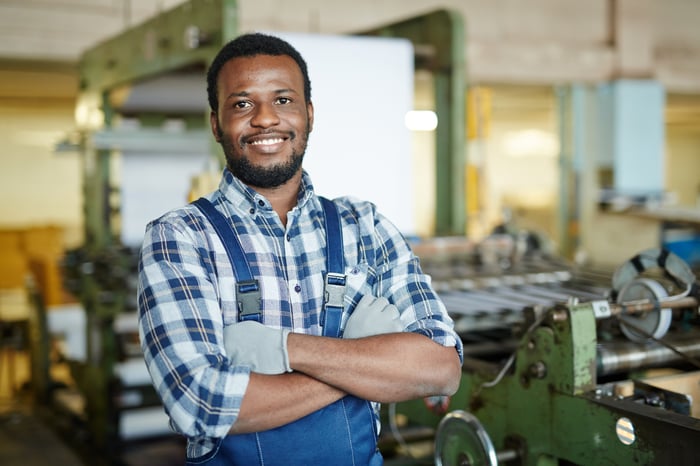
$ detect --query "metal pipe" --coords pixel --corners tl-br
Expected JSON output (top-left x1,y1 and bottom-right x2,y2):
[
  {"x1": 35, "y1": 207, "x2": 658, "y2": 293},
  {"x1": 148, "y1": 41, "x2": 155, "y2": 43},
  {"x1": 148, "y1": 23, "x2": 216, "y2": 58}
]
[
  {"x1": 597, "y1": 336, "x2": 700, "y2": 376},
  {"x1": 610, "y1": 296, "x2": 698, "y2": 316}
]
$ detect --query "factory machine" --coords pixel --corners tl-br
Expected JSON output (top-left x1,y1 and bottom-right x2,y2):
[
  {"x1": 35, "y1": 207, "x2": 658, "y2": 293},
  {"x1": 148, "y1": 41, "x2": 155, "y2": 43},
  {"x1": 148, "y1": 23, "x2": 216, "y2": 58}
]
[
  {"x1": 52, "y1": 0, "x2": 238, "y2": 454},
  {"x1": 53, "y1": 0, "x2": 700, "y2": 462},
  {"x1": 388, "y1": 242, "x2": 700, "y2": 465},
  {"x1": 52, "y1": 0, "x2": 467, "y2": 457}
]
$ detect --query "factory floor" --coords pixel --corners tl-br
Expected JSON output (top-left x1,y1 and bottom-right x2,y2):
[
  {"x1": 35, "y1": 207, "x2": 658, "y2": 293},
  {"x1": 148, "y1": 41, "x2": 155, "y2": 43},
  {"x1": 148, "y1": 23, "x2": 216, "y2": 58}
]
[
  {"x1": 0, "y1": 398, "x2": 83, "y2": 466},
  {"x1": 0, "y1": 398, "x2": 186, "y2": 466},
  {"x1": 0, "y1": 350, "x2": 433, "y2": 466},
  {"x1": 0, "y1": 349, "x2": 186, "y2": 466}
]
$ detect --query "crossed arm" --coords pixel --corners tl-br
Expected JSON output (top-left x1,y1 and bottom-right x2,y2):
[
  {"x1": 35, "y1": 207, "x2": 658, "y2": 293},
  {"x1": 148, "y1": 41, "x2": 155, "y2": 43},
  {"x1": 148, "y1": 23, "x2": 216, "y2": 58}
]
[{"x1": 230, "y1": 331, "x2": 462, "y2": 434}]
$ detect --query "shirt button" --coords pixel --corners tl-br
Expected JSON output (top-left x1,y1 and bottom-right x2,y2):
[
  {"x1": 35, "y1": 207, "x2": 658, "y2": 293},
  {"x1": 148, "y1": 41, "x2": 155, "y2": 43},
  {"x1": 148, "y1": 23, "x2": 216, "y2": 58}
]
[
  {"x1": 294, "y1": 284, "x2": 302, "y2": 293},
  {"x1": 249, "y1": 208, "x2": 255, "y2": 214},
  {"x1": 286, "y1": 234, "x2": 291, "y2": 242},
  {"x1": 258, "y1": 200, "x2": 265, "y2": 207}
]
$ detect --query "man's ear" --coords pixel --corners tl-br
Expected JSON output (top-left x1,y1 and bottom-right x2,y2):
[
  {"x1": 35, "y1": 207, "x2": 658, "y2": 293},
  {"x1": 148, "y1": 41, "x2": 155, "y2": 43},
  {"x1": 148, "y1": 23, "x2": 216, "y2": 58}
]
[
  {"x1": 307, "y1": 101, "x2": 314, "y2": 133},
  {"x1": 210, "y1": 111, "x2": 222, "y2": 142}
]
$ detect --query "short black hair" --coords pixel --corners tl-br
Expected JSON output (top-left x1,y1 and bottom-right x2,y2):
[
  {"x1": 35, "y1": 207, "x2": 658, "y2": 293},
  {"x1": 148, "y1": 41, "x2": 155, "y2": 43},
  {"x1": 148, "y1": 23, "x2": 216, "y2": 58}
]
[{"x1": 206, "y1": 32, "x2": 312, "y2": 113}]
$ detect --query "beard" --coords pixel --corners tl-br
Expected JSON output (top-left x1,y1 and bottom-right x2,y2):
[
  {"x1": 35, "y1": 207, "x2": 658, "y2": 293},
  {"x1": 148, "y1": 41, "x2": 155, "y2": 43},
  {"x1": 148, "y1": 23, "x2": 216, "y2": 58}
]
[{"x1": 220, "y1": 123, "x2": 310, "y2": 189}]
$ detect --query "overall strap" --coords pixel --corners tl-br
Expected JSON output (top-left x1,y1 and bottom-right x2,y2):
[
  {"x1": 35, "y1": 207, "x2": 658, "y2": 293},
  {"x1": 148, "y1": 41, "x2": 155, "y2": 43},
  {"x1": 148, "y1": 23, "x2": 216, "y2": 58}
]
[
  {"x1": 319, "y1": 196, "x2": 346, "y2": 338},
  {"x1": 192, "y1": 196, "x2": 347, "y2": 333},
  {"x1": 192, "y1": 198, "x2": 262, "y2": 322}
]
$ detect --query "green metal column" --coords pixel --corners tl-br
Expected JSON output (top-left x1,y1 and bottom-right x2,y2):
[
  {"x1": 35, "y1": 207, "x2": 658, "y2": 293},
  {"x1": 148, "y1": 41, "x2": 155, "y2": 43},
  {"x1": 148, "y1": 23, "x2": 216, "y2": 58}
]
[
  {"x1": 556, "y1": 84, "x2": 612, "y2": 260},
  {"x1": 556, "y1": 85, "x2": 598, "y2": 260},
  {"x1": 71, "y1": 0, "x2": 239, "y2": 451},
  {"x1": 556, "y1": 86, "x2": 578, "y2": 260},
  {"x1": 361, "y1": 10, "x2": 467, "y2": 236}
]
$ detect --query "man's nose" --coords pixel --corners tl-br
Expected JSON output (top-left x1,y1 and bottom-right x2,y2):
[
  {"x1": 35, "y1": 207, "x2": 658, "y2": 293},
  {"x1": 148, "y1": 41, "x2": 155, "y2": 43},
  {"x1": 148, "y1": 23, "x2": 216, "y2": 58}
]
[{"x1": 251, "y1": 102, "x2": 280, "y2": 127}]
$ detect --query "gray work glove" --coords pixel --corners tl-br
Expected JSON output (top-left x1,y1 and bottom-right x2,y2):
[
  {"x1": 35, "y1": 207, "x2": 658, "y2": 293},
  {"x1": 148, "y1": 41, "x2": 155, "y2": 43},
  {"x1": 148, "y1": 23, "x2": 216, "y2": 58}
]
[
  {"x1": 223, "y1": 321, "x2": 292, "y2": 374},
  {"x1": 343, "y1": 295, "x2": 404, "y2": 339}
]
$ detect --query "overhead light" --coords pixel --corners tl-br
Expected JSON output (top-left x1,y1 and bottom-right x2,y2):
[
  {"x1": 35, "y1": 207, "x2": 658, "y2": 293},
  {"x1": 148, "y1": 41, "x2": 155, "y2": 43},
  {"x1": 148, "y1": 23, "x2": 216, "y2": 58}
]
[
  {"x1": 405, "y1": 110, "x2": 438, "y2": 131},
  {"x1": 502, "y1": 129, "x2": 559, "y2": 158}
]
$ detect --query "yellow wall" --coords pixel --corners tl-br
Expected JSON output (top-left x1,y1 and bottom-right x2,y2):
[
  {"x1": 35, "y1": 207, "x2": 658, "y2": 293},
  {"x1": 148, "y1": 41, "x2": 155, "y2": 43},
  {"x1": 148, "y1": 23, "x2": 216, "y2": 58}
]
[
  {"x1": 666, "y1": 128, "x2": 700, "y2": 207},
  {"x1": 466, "y1": 86, "x2": 560, "y2": 243},
  {"x1": 0, "y1": 64, "x2": 83, "y2": 248}
]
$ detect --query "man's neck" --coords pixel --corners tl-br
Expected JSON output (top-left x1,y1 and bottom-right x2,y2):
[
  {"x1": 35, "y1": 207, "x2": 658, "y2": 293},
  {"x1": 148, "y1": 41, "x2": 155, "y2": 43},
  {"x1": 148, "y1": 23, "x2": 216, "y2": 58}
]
[{"x1": 250, "y1": 171, "x2": 302, "y2": 226}]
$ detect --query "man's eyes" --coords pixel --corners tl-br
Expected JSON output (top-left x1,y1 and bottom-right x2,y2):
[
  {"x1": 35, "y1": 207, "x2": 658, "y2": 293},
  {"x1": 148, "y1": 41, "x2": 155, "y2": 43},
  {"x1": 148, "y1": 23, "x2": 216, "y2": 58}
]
[{"x1": 232, "y1": 97, "x2": 292, "y2": 109}]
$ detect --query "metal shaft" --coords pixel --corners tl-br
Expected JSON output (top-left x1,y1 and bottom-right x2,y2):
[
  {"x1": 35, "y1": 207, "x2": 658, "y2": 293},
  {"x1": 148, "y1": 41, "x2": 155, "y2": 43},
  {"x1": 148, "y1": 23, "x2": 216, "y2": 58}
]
[
  {"x1": 598, "y1": 336, "x2": 700, "y2": 376},
  {"x1": 610, "y1": 296, "x2": 698, "y2": 316}
]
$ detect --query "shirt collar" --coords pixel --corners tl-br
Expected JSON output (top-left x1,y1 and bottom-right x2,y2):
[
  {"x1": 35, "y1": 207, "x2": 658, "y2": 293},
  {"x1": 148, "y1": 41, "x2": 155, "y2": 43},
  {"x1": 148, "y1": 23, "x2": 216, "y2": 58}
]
[{"x1": 217, "y1": 168, "x2": 316, "y2": 213}]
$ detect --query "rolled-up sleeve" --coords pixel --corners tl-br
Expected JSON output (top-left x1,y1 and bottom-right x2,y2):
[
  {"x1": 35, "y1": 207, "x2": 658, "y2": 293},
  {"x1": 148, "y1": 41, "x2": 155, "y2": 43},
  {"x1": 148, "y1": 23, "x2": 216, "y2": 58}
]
[{"x1": 137, "y1": 215, "x2": 249, "y2": 442}]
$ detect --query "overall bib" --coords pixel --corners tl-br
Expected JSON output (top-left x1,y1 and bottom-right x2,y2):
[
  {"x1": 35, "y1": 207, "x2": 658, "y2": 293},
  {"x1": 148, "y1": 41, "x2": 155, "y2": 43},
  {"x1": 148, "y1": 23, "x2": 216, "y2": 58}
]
[{"x1": 189, "y1": 197, "x2": 382, "y2": 466}]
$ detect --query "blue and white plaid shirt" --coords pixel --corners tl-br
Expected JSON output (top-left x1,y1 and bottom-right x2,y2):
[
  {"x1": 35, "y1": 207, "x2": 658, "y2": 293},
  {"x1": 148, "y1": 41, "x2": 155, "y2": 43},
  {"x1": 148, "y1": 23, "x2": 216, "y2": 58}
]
[{"x1": 137, "y1": 168, "x2": 462, "y2": 457}]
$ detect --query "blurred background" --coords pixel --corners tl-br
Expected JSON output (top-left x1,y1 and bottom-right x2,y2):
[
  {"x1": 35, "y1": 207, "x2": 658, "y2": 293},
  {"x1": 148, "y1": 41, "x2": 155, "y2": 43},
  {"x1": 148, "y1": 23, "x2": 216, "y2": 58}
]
[{"x1": 1, "y1": 1, "x2": 699, "y2": 465}]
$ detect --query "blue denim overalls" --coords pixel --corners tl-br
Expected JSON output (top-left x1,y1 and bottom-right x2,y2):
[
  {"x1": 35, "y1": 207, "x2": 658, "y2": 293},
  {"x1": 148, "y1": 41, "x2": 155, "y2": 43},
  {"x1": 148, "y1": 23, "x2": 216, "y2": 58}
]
[{"x1": 190, "y1": 197, "x2": 382, "y2": 466}]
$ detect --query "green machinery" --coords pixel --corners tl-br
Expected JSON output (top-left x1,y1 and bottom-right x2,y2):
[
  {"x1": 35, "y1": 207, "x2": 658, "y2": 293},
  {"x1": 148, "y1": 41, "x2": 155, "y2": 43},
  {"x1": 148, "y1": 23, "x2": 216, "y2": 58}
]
[
  {"x1": 63, "y1": 0, "x2": 238, "y2": 453},
  {"x1": 394, "y1": 248, "x2": 700, "y2": 465},
  {"x1": 64, "y1": 0, "x2": 468, "y2": 455},
  {"x1": 63, "y1": 2, "x2": 700, "y2": 462}
]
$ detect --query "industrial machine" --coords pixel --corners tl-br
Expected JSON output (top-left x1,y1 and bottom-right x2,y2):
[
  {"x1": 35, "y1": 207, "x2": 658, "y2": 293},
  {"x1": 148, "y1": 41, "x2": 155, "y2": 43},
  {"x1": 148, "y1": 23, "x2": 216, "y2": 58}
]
[
  {"x1": 57, "y1": 1, "x2": 700, "y2": 463},
  {"x1": 390, "y1": 245, "x2": 700, "y2": 465},
  {"x1": 54, "y1": 0, "x2": 238, "y2": 454},
  {"x1": 55, "y1": 0, "x2": 467, "y2": 458}
]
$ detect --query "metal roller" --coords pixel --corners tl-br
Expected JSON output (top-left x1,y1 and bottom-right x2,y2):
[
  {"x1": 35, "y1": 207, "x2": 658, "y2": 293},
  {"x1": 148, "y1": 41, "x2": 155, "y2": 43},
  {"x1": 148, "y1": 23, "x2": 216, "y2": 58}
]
[
  {"x1": 616, "y1": 277, "x2": 672, "y2": 342},
  {"x1": 108, "y1": 72, "x2": 207, "y2": 114},
  {"x1": 597, "y1": 333, "x2": 700, "y2": 376}
]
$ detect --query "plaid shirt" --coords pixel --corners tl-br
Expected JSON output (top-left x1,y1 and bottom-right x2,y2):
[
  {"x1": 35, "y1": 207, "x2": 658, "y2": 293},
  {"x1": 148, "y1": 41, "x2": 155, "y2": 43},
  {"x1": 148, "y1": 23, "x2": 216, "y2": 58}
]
[{"x1": 137, "y1": 169, "x2": 462, "y2": 457}]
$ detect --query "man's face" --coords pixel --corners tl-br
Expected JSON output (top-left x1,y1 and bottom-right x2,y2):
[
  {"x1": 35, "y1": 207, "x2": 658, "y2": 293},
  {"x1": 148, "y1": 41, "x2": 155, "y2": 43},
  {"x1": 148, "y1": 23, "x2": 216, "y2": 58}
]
[{"x1": 211, "y1": 54, "x2": 314, "y2": 189}]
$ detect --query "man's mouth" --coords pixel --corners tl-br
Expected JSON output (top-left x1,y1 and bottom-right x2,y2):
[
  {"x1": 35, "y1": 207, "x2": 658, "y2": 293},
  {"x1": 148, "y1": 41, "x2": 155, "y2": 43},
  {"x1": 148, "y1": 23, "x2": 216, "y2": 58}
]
[{"x1": 249, "y1": 137, "x2": 286, "y2": 146}]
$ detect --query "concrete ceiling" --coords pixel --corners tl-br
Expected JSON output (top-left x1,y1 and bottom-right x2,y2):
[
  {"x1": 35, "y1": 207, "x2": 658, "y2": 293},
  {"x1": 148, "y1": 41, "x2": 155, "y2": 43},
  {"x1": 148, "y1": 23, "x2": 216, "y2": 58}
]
[
  {"x1": 1, "y1": 0, "x2": 699, "y2": 131},
  {"x1": 1, "y1": 0, "x2": 700, "y2": 90},
  {"x1": 0, "y1": 0, "x2": 186, "y2": 62}
]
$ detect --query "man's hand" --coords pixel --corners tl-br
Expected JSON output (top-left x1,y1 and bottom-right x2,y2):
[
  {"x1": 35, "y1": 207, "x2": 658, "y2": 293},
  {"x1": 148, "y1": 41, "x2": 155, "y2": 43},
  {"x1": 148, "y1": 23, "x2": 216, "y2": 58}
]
[
  {"x1": 343, "y1": 295, "x2": 404, "y2": 339},
  {"x1": 224, "y1": 321, "x2": 292, "y2": 374}
]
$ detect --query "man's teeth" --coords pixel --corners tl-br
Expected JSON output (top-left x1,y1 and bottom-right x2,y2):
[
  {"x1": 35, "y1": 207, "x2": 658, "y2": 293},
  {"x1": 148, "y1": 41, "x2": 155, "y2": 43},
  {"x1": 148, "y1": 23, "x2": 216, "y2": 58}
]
[{"x1": 250, "y1": 138, "x2": 284, "y2": 145}]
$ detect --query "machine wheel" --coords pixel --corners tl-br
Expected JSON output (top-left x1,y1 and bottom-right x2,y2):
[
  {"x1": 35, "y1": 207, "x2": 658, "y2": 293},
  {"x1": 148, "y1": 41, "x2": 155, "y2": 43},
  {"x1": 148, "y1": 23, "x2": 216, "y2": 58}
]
[
  {"x1": 617, "y1": 277, "x2": 672, "y2": 342},
  {"x1": 434, "y1": 410, "x2": 498, "y2": 466}
]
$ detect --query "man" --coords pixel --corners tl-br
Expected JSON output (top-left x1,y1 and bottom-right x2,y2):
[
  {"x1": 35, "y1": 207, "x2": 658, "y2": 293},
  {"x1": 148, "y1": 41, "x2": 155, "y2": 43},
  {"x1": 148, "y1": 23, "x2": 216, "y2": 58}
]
[{"x1": 138, "y1": 32, "x2": 462, "y2": 465}]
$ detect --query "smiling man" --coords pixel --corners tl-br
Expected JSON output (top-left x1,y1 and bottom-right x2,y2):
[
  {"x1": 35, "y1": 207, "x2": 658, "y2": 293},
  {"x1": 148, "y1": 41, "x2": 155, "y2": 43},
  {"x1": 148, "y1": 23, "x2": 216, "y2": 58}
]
[
  {"x1": 211, "y1": 51, "x2": 312, "y2": 223},
  {"x1": 137, "y1": 32, "x2": 463, "y2": 466}
]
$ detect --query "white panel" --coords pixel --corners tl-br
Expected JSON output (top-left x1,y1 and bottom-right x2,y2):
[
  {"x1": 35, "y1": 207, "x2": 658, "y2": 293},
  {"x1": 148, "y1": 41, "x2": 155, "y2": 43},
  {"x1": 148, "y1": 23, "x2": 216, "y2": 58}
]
[
  {"x1": 46, "y1": 304, "x2": 87, "y2": 362},
  {"x1": 272, "y1": 32, "x2": 416, "y2": 234},
  {"x1": 121, "y1": 150, "x2": 212, "y2": 246},
  {"x1": 115, "y1": 358, "x2": 153, "y2": 387},
  {"x1": 611, "y1": 80, "x2": 666, "y2": 194}
]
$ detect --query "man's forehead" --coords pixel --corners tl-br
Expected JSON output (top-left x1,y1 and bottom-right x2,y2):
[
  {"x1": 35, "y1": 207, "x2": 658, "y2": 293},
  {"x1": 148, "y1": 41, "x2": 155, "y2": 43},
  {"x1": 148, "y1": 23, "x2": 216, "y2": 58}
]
[
  {"x1": 224, "y1": 54, "x2": 300, "y2": 74},
  {"x1": 219, "y1": 55, "x2": 300, "y2": 84}
]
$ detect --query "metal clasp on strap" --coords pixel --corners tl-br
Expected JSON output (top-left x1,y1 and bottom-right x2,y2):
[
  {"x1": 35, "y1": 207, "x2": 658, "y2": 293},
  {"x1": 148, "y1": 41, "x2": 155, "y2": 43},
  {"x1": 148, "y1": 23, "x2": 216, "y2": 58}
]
[
  {"x1": 324, "y1": 272, "x2": 346, "y2": 309},
  {"x1": 236, "y1": 279, "x2": 262, "y2": 321},
  {"x1": 321, "y1": 272, "x2": 346, "y2": 337}
]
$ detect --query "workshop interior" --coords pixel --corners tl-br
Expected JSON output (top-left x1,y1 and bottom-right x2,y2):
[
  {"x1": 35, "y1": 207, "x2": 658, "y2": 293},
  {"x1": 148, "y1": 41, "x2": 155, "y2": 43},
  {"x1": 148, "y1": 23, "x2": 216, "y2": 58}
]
[{"x1": 1, "y1": 0, "x2": 700, "y2": 465}]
